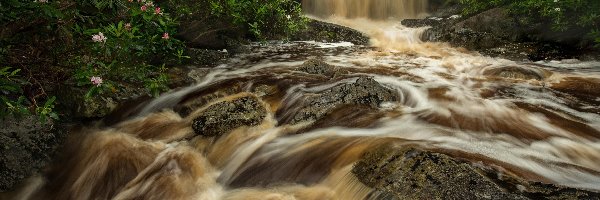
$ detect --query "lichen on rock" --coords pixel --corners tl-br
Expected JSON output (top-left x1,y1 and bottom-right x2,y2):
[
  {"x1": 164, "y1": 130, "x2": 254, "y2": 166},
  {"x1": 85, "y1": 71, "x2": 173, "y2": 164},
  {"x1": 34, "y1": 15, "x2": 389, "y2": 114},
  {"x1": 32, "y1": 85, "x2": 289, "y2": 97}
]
[
  {"x1": 280, "y1": 76, "x2": 399, "y2": 125},
  {"x1": 353, "y1": 145, "x2": 600, "y2": 199},
  {"x1": 191, "y1": 95, "x2": 267, "y2": 137}
]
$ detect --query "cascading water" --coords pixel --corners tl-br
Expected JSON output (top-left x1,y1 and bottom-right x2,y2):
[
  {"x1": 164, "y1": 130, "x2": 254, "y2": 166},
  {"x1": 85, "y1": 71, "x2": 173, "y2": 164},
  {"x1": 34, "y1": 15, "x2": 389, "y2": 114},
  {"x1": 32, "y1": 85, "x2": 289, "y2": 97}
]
[
  {"x1": 7, "y1": 0, "x2": 600, "y2": 199},
  {"x1": 302, "y1": 0, "x2": 428, "y2": 19}
]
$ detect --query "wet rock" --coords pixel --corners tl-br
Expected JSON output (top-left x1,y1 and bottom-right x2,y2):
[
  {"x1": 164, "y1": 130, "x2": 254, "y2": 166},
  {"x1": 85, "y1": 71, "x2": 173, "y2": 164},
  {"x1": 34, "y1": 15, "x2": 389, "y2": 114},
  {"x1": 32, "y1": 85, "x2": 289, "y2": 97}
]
[
  {"x1": 401, "y1": 18, "x2": 442, "y2": 28},
  {"x1": 420, "y1": 8, "x2": 521, "y2": 50},
  {"x1": 57, "y1": 87, "x2": 118, "y2": 119},
  {"x1": 184, "y1": 48, "x2": 230, "y2": 67},
  {"x1": 177, "y1": 17, "x2": 242, "y2": 50},
  {"x1": 296, "y1": 59, "x2": 338, "y2": 77},
  {"x1": 292, "y1": 19, "x2": 370, "y2": 45},
  {"x1": 353, "y1": 145, "x2": 600, "y2": 199},
  {"x1": 418, "y1": 7, "x2": 523, "y2": 46},
  {"x1": 0, "y1": 116, "x2": 67, "y2": 192},
  {"x1": 483, "y1": 66, "x2": 549, "y2": 80},
  {"x1": 191, "y1": 95, "x2": 267, "y2": 137},
  {"x1": 412, "y1": 5, "x2": 598, "y2": 61},
  {"x1": 175, "y1": 80, "x2": 246, "y2": 117},
  {"x1": 166, "y1": 66, "x2": 195, "y2": 89},
  {"x1": 281, "y1": 77, "x2": 398, "y2": 124},
  {"x1": 57, "y1": 85, "x2": 144, "y2": 119},
  {"x1": 252, "y1": 84, "x2": 279, "y2": 97}
]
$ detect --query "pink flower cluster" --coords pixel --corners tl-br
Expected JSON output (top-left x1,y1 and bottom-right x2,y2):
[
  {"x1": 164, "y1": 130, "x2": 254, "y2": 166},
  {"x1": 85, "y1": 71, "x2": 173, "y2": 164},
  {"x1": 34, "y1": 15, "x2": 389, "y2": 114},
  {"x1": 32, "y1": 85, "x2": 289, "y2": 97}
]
[
  {"x1": 162, "y1": 32, "x2": 169, "y2": 40},
  {"x1": 92, "y1": 32, "x2": 107, "y2": 43},
  {"x1": 90, "y1": 76, "x2": 103, "y2": 87},
  {"x1": 133, "y1": 0, "x2": 162, "y2": 15}
]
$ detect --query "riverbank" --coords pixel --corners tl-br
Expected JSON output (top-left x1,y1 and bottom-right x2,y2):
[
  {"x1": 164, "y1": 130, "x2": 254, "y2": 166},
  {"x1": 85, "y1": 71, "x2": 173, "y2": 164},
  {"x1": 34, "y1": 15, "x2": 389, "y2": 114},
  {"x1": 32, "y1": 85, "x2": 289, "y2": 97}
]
[{"x1": 405, "y1": 2, "x2": 600, "y2": 61}]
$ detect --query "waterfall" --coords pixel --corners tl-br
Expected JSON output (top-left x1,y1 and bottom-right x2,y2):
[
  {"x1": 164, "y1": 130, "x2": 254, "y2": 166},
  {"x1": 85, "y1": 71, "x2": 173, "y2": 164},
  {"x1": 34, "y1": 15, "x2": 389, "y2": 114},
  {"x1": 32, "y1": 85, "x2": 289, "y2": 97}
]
[{"x1": 301, "y1": 0, "x2": 429, "y2": 19}]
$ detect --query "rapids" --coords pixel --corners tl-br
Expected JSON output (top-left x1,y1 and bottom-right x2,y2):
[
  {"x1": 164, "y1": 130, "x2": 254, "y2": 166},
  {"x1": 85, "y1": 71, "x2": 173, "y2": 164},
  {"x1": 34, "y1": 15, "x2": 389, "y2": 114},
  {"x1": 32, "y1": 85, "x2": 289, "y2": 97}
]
[{"x1": 8, "y1": 0, "x2": 600, "y2": 199}]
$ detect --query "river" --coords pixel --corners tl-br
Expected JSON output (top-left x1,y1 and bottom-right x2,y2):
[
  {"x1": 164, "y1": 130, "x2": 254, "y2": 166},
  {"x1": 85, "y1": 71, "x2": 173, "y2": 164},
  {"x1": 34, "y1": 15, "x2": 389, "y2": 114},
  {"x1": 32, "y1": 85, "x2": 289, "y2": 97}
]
[{"x1": 11, "y1": 0, "x2": 600, "y2": 199}]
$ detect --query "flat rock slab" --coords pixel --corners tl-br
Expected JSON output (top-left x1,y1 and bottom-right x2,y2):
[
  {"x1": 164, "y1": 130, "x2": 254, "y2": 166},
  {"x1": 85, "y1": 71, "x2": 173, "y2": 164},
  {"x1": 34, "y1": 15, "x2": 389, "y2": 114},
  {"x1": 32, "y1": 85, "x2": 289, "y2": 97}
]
[{"x1": 353, "y1": 145, "x2": 600, "y2": 199}]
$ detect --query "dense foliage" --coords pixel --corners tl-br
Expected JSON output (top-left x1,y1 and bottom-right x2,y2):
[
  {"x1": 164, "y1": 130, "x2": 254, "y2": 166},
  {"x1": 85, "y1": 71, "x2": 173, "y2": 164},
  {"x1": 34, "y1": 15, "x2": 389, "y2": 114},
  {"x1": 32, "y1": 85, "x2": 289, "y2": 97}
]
[
  {"x1": 1, "y1": 67, "x2": 57, "y2": 122},
  {"x1": 0, "y1": 0, "x2": 306, "y2": 120},
  {"x1": 459, "y1": 0, "x2": 600, "y2": 45},
  {"x1": 209, "y1": 0, "x2": 306, "y2": 39}
]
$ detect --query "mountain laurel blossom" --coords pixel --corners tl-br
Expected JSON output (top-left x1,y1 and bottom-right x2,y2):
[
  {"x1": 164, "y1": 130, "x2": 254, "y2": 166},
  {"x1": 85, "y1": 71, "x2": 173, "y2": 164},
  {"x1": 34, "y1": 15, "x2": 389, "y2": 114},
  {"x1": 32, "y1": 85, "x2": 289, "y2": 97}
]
[
  {"x1": 92, "y1": 32, "x2": 107, "y2": 43},
  {"x1": 90, "y1": 76, "x2": 103, "y2": 86},
  {"x1": 162, "y1": 33, "x2": 169, "y2": 39},
  {"x1": 124, "y1": 23, "x2": 132, "y2": 31},
  {"x1": 155, "y1": 7, "x2": 163, "y2": 15},
  {"x1": 141, "y1": 5, "x2": 147, "y2": 11}
]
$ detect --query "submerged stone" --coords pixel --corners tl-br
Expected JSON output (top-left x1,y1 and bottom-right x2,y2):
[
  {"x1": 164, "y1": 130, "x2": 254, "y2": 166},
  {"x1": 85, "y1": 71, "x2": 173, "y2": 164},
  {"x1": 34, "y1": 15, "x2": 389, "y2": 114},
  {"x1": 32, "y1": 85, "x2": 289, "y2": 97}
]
[
  {"x1": 483, "y1": 66, "x2": 549, "y2": 80},
  {"x1": 296, "y1": 59, "x2": 338, "y2": 77},
  {"x1": 353, "y1": 145, "x2": 600, "y2": 199},
  {"x1": 191, "y1": 95, "x2": 267, "y2": 137}
]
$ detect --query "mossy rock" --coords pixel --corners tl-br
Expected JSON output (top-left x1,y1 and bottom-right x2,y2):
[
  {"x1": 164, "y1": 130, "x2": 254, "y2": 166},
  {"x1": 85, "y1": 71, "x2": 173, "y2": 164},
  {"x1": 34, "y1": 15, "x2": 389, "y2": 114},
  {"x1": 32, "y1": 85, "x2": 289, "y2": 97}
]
[
  {"x1": 0, "y1": 116, "x2": 67, "y2": 192},
  {"x1": 353, "y1": 145, "x2": 600, "y2": 199},
  {"x1": 191, "y1": 95, "x2": 267, "y2": 137},
  {"x1": 279, "y1": 76, "x2": 399, "y2": 125}
]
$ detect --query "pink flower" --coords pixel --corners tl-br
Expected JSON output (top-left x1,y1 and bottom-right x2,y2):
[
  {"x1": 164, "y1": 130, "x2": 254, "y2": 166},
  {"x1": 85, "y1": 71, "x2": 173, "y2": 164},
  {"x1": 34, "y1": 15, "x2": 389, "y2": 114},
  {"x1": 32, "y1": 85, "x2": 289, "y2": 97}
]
[
  {"x1": 91, "y1": 32, "x2": 107, "y2": 43},
  {"x1": 141, "y1": 5, "x2": 147, "y2": 11},
  {"x1": 124, "y1": 23, "x2": 132, "y2": 31},
  {"x1": 90, "y1": 76, "x2": 103, "y2": 87},
  {"x1": 154, "y1": 7, "x2": 162, "y2": 15},
  {"x1": 128, "y1": 0, "x2": 133, "y2": 2},
  {"x1": 162, "y1": 32, "x2": 169, "y2": 39}
]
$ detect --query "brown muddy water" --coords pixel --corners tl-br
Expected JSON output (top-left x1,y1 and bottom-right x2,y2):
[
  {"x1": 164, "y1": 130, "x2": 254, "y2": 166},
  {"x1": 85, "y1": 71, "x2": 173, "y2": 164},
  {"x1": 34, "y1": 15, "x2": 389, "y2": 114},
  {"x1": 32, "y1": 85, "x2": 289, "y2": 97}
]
[{"x1": 7, "y1": 1, "x2": 600, "y2": 199}]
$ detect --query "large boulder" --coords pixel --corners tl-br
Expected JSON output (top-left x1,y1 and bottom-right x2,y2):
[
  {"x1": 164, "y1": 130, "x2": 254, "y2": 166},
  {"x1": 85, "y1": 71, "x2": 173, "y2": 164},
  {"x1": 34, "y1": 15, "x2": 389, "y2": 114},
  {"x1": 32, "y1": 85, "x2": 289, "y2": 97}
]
[
  {"x1": 57, "y1": 84, "x2": 146, "y2": 119},
  {"x1": 191, "y1": 95, "x2": 267, "y2": 137},
  {"x1": 420, "y1": 8, "x2": 524, "y2": 50},
  {"x1": 406, "y1": 5, "x2": 597, "y2": 61},
  {"x1": 296, "y1": 59, "x2": 339, "y2": 77},
  {"x1": 353, "y1": 145, "x2": 600, "y2": 199},
  {"x1": 279, "y1": 77, "x2": 398, "y2": 125},
  {"x1": 177, "y1": 20, "x2": 241, "y2": 50},
  {"x1": 292, "y1": 19, "x2": 370, "y2": 45},
  {"x1": 0, "y1": 116, "x2": 67, "y2": 192}
]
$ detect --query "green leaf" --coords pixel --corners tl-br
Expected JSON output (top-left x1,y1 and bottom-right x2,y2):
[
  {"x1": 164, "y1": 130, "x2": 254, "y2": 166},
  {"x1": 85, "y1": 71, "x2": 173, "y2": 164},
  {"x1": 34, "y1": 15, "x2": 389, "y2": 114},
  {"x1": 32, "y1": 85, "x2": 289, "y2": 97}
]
[{"x1": 49, "y1": 112, "x2": 59, "y2": 120}]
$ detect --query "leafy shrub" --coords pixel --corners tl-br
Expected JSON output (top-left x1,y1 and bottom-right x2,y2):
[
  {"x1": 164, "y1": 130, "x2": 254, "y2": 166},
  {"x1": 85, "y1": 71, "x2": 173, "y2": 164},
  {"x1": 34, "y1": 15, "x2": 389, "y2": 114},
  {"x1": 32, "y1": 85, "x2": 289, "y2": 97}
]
[
  {"x1": 209, "y1": 0, "x2": 307, "y2": 39},
  {"x1": 1, "y1": 67, "x2": 57, "y2": 122},
  {"x1": 76, "y1": 0, "x2": 185, "y2": 97}
]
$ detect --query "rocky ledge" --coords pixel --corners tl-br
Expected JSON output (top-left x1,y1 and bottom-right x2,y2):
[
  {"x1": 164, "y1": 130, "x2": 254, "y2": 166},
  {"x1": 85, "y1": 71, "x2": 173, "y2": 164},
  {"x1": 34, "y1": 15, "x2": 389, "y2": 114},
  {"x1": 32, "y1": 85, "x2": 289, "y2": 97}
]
[
  {"x1": 353, "y1": 145, "x2": 600, "y2": 199},
  {"x1": 292, "y1": 19, "x2": 370, "y2": 45},
  {"x1": 0, "y1": 116, "x2": 67, "y2": 192},
  {"x1": 403, "y1": 5, "x2": 600, "y2": 61}
]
